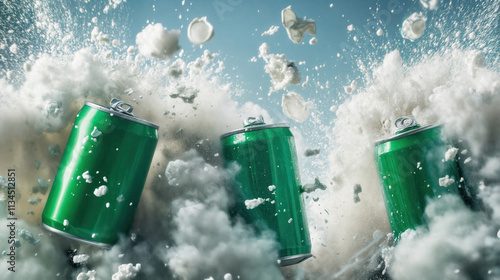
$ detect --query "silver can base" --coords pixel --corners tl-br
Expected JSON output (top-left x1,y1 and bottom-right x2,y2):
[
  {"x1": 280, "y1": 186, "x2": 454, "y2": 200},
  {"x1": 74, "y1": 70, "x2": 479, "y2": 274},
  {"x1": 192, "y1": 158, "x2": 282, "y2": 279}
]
[
  {"x1": 279, "y1": 253, "x2": 312, "y2": 267},
  {"x1": 42, "y1": 223, "x2": 112, "y2": 249}
]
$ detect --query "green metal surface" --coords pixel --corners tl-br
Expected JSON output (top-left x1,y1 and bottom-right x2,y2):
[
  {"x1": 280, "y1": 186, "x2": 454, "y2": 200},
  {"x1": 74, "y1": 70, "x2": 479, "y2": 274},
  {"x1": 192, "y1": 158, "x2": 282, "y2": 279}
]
[
  {"x1": 374, "y1": 124, "x2": 464, "y2": 239},
  {"x1": 221, "y1": 122, "x2": 311, "y2": 265},
  {"x1": 42, "y1": 102, "x2": 158, "y2": 247}
]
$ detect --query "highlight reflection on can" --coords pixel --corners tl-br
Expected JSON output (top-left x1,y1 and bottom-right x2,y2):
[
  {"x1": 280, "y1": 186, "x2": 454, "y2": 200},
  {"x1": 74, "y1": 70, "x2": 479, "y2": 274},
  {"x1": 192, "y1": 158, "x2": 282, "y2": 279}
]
[
  {"x1": 42, "y1": 98, "x2": 159, "y2": 248},
  {"x1": 220, "y1": 116, "x2": 312, "y2": 266},
  {"x1": 374, "y1": 116, "x2": 466, "y2": 240}
]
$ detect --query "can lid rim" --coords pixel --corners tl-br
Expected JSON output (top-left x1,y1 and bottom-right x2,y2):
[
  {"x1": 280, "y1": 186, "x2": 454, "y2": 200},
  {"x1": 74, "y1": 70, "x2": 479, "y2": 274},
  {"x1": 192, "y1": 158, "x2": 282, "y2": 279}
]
[
  {"x1": 220, "y1": 123, "x2": 290, "y2": 139},
  {"x1": 374, "y1": 123, "x2": 441, "y2": 146},
  {"x1": 84, "y1": 101, "x2": 159, "y2": 129}
]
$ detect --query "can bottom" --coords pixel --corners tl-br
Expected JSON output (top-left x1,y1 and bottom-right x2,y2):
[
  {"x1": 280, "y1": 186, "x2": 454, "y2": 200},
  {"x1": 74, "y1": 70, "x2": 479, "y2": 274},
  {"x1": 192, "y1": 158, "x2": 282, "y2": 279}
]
[
  {"x1": 279, "y1": 253, "x2": 312, "y2": 267},
  {"x1": 42, "y1": 223, "x2": 112, "y2": 250}
]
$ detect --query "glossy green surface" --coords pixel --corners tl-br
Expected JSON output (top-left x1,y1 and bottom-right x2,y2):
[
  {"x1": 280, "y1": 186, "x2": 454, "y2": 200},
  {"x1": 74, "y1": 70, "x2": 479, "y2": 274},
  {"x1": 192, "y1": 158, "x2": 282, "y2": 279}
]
[
  {"x1": 221, "y1": 125, "x2": 311, "y2": 260},
  {"x1": 42, "y1": 104, "x2": 158, "y2": 246},
  {"x1": 374, "y1": 125, "x2": 463, "y2": 239}
]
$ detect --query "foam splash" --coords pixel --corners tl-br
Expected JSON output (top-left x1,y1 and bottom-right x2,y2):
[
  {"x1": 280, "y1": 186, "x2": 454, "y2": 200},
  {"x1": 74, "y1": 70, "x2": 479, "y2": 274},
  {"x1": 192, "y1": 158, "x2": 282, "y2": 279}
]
[{"x1": 304, "y1": 46, "x2": 500, "y2": 278}]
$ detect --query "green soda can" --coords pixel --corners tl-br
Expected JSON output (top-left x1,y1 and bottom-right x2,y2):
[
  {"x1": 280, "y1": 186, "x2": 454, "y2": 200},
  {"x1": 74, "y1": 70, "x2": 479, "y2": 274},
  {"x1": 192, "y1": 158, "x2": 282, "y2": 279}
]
[
  {"x1": 220, "y1": 116, "x2": 311, "y2": 266},
  {"x1": 374, "y1": 116, "x2": 465, "y2": 240},
  {"x1": 42, "y1": 98, "x2": 158, "y2": 248}
]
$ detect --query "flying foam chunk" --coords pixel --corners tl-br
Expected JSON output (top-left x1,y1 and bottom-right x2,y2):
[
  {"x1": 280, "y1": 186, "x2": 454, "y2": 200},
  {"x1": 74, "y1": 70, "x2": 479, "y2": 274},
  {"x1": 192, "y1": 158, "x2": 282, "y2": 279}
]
[
  {"x1": 401, "y1": 12, "x2": 427, "y2": 41},
  {"x1": 281, "y1": 91, "x2": 312, "y2": 123},
  {"x1": 281, "y1": 6, "x2": 316, "y2": 44},
  {"x1": 187, "y1": 17, "x2": 214, "y2": 45}
]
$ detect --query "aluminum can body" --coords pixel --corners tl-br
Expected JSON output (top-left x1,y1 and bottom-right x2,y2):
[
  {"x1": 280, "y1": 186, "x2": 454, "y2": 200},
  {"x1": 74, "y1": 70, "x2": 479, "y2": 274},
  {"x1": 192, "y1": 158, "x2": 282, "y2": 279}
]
[
  {"x1": 42, "y1": 100, "x2": 158, "y2": 248},
  {"x1": 374, "y1": 124, "x2": 464, "y2": 239},
  {"x1": 220, "y1": 119, "x2": 311, "y2": 266}
]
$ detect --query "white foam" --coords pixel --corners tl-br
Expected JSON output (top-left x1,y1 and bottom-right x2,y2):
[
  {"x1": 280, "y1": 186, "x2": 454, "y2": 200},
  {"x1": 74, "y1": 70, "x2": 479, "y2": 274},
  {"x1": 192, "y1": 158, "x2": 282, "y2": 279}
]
[
  {"x1": 136, "y1": 23, "x2": 181, "y2": 60},
  {"x1": 347, "y1": 24, "x2": 354, "y2": 32},
  {"x1": 94, "y1": 185, "x2": 108, "y2": 197},
  {"x1": 258, "y1": 43, "x2": 301, "y2": 94},
  {"x1": 261, "y1": 26, "x2": 279, "y2": 36},
  {"x1": 281, "y1": 6, "x2": 316, "y2": 44},
  {"x1": 82, "y1": 171, "x2": 93, "y2": 183},
  {"x1": 302, "y1": 75, "x2": 309, "y2": 87},
  {"x1": 187, "y1": 17, "x2": 214, "y2": 45},
  {"x1": 73, "y1": 254, "x2": 90, "y2": 263},
  {"x1": 444, "y1": 147, "x2": 459, "y2": 161},
  {"x1": 77, "y1": 270, "x2": 97, "y2": 280},
  {"x1": 438, "y1": 175, "x2": 455, "y2": 187},
  {"x1": 281, "y1": 91, "x2": 312, "y2": 123},
  {"x1": 420, "y1": 0, "x2": 438, "y2": 10},
  {"x1": 110, "y1": 0, "x2": 125, "y2": 9},
  {"x1": 309, "y1": 37, "x2": 317, "y2": 45},
  {"x1": 90, "y1": 126, "x2": 102, "y2": 137},
  {"x1": 268, "y1": 185, "x2": 276, "y2": 192},
  {"x1": 9, "y1": 43, "x2": 18, "y2": 54},
  {"x1": 376, "y1": 28, "x2": 384, "y2": 36},
  {"x1": 111, "y1": 263, "x2": 141, "y2": 280},
  {"x1": 245, "y1": 198, "x2": 265, "y2": 209},
  {"x1": 91, "y1": 27, "x2": 110, "y2": 44},
  {"x1": 63, "y1": 219, "x2": 69, "y2": 226},
  {"x1": 401, "y1": 12, "x2": 427, "y2": 41}
]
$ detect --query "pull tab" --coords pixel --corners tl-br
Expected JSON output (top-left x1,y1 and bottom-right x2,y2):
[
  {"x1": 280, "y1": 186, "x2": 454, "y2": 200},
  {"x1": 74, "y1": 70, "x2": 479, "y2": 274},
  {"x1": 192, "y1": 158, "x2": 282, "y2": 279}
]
[
  {"x1": 110, "y1": 98, "x2": 134, "y2": 115},
  {"x1": 395, "y1": 115, "x2": 419, "y2": 134},
  {"x1": 244, "y1": 115, "x2": 265, "y2": 127}
]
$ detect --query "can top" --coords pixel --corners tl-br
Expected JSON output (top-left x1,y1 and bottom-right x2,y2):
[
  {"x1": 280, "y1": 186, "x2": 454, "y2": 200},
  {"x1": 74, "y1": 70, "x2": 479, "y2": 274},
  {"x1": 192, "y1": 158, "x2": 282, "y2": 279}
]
[
  {"x1": 374, "y1": 115, "x2": 440, "y2": 146},
  {"x1": 220, "y1": 115, "x2": 290, "y2": 139},
  {"x1": 85, "y1": 98, "x2": 159, "y2": 129},
  {"x1": 395, "y1": 115, "x2": 420, "y2": 134}
]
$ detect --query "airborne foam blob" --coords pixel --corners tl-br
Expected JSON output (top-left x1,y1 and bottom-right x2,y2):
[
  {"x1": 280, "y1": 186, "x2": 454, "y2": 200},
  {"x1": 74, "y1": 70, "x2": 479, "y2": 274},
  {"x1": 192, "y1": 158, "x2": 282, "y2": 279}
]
[
  {"x1": 444, "y1": 147, "x2": 459, "y2": 161},
  {"x1": 111, "y1": 263, "x2": 141, "y2": 280},
  {"x1": 401, "y1": 12, "x2": 427, "y2": 41},
  {"x1": 258, "y1": 43, "x2": 301, "y2": 94},
  {"x1": 187, "y1": 17, "x2": 215, "y2": 45},
  {"x1": 261, "y1": 25, "x2": 279, "y2": 36},
  {"x1": 420, "y1": 0, "x2": 439, "y2": 10},
  {"x1": 281, "y1": 91, "x2": 312, "y2": 123},
  {"x1": 245, "y1": 198, "x2": 266, "y2": 209},
  {"x1": 93, "y1": 185, "x2": 108, "y2": 197},
  {"x1": 136, "y1": 23, "x2": 181, "y2": 60},
  {"x1": 281, "y1": 6, "x2": 316, "y2": 44}
]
